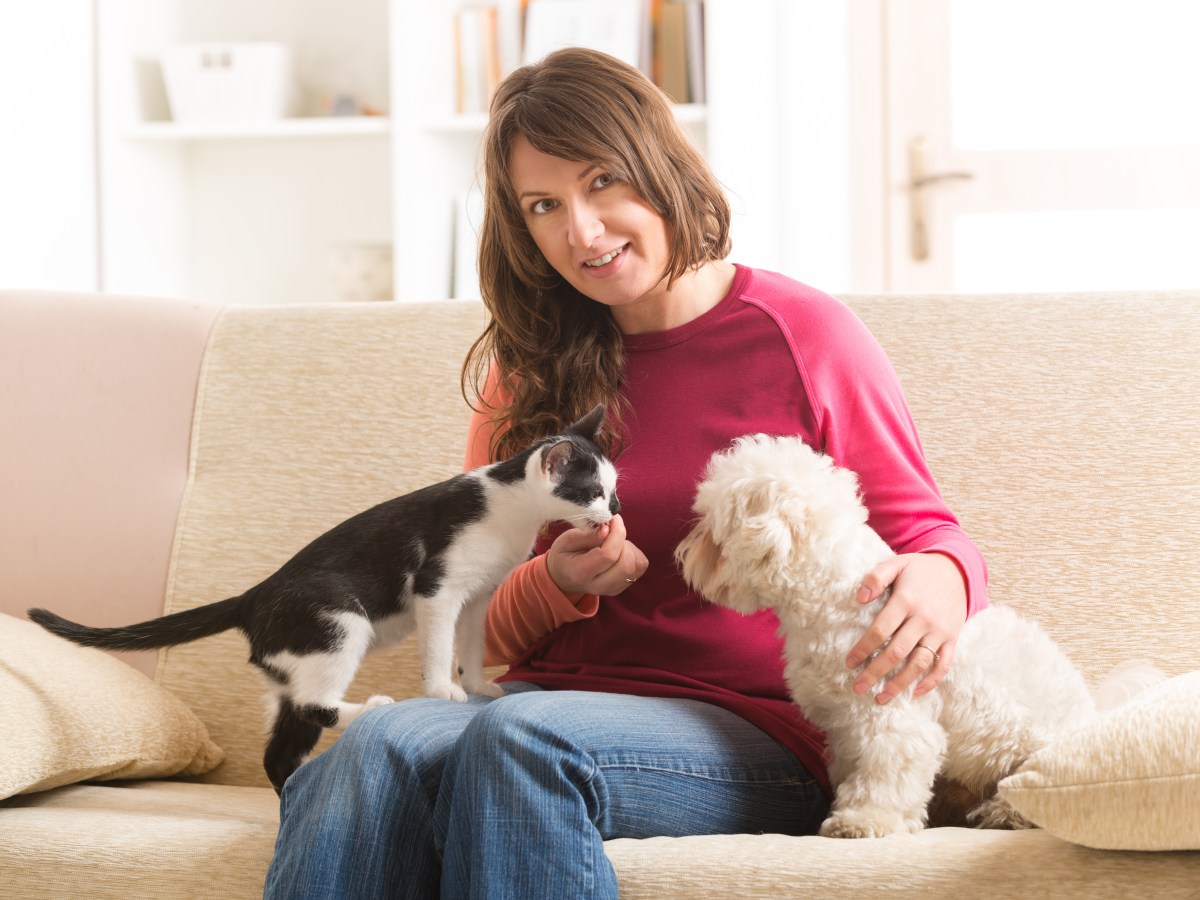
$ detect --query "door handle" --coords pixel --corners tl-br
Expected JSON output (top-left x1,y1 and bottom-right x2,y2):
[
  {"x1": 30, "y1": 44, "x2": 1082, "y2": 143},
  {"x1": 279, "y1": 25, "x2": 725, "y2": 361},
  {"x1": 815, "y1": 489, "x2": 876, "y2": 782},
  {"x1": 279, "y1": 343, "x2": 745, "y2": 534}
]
[{"x1": 909, "y1": 136, "x2": 974, "y2": 261}]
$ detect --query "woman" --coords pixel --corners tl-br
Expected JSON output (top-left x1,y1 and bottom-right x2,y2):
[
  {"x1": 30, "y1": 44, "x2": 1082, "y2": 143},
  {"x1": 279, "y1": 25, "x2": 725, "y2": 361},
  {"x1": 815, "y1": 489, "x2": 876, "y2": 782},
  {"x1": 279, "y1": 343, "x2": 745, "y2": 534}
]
[{"x1": 265, "y1": 48, "x2": 986, "y2": 900}]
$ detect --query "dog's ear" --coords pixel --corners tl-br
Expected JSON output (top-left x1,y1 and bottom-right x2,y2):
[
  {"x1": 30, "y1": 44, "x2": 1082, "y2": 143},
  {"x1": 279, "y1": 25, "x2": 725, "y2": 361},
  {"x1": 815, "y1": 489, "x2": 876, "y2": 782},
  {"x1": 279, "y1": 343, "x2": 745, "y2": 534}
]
[
  {"x1": 677, "y1": 521, "x2": 768, "y2": 614},
  {"x1": 728, "y1": 481, "x2": 795, "y2": 569},
  {"x1": 676, "y1": 522, "x2": 725, "y2": 601}
]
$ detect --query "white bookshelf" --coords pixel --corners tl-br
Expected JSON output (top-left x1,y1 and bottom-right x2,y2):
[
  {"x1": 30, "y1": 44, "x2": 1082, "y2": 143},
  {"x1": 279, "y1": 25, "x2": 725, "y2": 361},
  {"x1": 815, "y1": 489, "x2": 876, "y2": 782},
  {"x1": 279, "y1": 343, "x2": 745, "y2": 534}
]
[
  {"x1": 124, "y1": 117, "x2": 391, "y2": 142},
  {"x1": 97, "y1": 0, "x2": 392, "y2": 305},
  {"x1": 92, "y1": 0, "x2": 850, "y2": 305}
]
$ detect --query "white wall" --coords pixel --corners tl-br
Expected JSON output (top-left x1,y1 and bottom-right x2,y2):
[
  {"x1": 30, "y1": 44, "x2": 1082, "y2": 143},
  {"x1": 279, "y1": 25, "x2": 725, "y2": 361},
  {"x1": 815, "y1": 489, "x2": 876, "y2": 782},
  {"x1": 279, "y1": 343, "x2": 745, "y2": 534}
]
[
  {"x1": 706, "y1": 0, "x2": 853, "y2": 292},
  {"x1": 0, "y1": 1, "x2": 98, "y2": 291}
]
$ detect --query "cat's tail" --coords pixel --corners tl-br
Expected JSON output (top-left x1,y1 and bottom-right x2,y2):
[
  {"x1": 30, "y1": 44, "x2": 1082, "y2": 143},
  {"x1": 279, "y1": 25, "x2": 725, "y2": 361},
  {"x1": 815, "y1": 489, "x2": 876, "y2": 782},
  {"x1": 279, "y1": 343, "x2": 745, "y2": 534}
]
[{"x1": 28, "y1": 596, "x2": 245, "y2": 652}]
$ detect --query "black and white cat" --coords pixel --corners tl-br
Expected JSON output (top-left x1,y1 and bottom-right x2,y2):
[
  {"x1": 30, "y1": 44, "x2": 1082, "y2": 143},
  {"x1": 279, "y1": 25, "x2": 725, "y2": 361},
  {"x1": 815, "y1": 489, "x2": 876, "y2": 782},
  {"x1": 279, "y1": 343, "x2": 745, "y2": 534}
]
[{"x1": 30, "y1": 405, "x2": 619, "y2": 792}]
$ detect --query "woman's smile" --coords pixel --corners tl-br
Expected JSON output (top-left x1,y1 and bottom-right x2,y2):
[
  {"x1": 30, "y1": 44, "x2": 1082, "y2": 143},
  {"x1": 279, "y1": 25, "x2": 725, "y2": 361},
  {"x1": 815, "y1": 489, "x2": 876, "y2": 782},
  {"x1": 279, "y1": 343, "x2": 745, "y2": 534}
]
[{"x1": 581, "y1": 243, "x2": 629, "y2": 274}]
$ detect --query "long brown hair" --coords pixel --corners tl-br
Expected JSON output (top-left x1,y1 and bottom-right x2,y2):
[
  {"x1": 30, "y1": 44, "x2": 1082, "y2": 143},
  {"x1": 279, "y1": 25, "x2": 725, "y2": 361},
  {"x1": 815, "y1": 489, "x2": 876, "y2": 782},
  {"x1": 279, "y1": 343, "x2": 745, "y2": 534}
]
[{"x1": 461, "y1": 47, "x2": 731, "y2": 461}]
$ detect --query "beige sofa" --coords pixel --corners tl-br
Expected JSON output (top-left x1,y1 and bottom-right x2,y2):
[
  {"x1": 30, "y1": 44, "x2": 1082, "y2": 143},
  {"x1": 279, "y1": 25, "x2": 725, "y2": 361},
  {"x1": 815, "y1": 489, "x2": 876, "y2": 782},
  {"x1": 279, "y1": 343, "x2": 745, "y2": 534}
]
[{"x1": 1, "y1": 288, "x2": 1197, "y2": 898}]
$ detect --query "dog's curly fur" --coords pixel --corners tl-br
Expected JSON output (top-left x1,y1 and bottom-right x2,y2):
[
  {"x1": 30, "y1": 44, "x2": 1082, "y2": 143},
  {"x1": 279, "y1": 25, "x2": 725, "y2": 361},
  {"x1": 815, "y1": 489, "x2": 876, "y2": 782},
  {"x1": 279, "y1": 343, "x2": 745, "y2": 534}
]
[{"x1": 676, "y1": 434, "x2": 1098, "y2": 838}]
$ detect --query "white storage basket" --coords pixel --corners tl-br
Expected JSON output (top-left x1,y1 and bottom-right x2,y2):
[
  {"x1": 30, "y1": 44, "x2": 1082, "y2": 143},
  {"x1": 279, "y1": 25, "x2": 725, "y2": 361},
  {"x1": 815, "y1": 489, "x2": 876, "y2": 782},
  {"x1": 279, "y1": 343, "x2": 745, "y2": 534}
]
[{"x1": 161, "y1": 42, "x2": 297, "y2": 124}]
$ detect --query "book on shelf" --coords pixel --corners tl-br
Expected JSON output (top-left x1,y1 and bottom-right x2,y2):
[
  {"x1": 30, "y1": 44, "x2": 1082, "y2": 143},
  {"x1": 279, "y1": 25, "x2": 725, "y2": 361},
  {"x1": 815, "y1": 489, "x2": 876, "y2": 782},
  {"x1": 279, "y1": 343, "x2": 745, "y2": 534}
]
[
  {"x1": 683, "y1": 0, "x2": 705, "y2": 104},
  {"x1": 454, "y1": 1, "x2": 524, "y2": 115},
  {"x1": 455, "y1": 6, "x2": 500, "y2": 115},
  {"x1": 523, "y1": 0, "x2": 645, "y2": 69},
  {"x1": 653, "y1": 0, "x2": 706, "y2": 104},
  {"x1": 656, "y1": 2, "x2": 688, "y2": 103},
  {"x1": 452, "y1": 0, "x2": 705, "y2": 114}
]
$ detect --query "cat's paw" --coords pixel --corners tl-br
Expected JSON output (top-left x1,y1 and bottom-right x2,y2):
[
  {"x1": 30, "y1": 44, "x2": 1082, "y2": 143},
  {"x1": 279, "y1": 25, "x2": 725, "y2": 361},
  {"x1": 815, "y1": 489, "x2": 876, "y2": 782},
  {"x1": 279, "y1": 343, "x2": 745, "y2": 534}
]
[
  {"x1": 465, "y1": 680, "x2": 505, "y2": 699},
  {"x1": 364, "y1": 694, "x2": 395, "y2": 709},
  {"x1": 426, "y1": 683, "x2": 469, "y2": 703}
]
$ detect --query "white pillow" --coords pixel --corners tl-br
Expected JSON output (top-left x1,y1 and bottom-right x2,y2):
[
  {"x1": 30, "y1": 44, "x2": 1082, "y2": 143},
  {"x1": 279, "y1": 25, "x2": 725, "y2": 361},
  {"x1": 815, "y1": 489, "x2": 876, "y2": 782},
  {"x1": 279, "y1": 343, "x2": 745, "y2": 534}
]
[
  {"x1": 0, "y1": 613, "x2": 224, "y2": 800},
  {"x1": 998, "y1": 670, "x2": 1200, "y2": 851}
]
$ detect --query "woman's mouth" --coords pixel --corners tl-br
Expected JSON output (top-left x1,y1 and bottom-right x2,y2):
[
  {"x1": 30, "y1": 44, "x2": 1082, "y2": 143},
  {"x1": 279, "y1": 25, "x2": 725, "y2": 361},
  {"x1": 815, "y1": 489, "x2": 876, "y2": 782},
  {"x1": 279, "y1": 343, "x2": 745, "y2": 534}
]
[{"x1": 582, "y1": 244, "x2": 628, "y2": 270}]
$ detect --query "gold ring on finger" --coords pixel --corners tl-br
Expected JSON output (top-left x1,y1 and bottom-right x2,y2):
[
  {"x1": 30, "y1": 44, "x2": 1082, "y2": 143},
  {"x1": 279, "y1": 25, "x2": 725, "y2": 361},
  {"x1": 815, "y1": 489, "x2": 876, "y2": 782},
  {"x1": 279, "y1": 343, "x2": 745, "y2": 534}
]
[{"x1": 914, "y1": 642, "x2": 941, "y2": 663}]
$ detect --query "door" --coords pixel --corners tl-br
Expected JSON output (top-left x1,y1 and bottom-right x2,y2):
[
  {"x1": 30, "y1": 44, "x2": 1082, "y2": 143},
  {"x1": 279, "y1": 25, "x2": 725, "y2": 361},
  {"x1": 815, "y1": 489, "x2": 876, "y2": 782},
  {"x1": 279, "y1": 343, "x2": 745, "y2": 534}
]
[{"x1": 883, "y1": 0, "x2": 1200, "y2": 293}]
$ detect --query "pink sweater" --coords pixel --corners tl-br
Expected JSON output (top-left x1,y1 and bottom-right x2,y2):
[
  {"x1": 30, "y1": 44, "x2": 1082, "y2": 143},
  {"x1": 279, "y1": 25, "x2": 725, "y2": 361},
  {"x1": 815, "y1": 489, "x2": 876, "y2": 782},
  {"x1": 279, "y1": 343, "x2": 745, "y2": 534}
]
[{"x1": 468, "y1": 266, "x2": 988, "y2": 791}]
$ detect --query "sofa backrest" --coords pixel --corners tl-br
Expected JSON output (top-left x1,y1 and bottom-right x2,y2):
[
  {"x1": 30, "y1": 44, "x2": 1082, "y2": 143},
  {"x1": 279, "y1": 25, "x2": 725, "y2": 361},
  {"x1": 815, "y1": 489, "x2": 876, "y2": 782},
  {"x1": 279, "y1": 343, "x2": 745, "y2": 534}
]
[
  {"x1": 0, "y1": 291, "x2": 221, "y2": 678},
  {"x1": 159, "y1": 290, "x2": 1198, "y2": 789},
  {"x1": 846, "y1": 291, "x2": 1198, "y2": 687}
]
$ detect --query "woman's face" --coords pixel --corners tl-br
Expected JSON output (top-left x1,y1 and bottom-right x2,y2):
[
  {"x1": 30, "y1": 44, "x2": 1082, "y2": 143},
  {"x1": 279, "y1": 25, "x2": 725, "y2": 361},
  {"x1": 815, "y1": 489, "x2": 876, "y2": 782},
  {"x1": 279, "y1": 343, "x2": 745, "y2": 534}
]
[{"x1": 508, "y1": 134, "x2": 672, "y2": 318}]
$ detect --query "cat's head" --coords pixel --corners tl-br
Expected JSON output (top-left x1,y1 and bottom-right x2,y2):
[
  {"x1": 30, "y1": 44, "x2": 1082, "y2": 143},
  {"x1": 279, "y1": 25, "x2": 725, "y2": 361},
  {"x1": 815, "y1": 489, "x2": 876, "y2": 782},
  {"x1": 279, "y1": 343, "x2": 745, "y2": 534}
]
[{"x1": 538, "y1": 405, "x2": 620, "y2": 529}]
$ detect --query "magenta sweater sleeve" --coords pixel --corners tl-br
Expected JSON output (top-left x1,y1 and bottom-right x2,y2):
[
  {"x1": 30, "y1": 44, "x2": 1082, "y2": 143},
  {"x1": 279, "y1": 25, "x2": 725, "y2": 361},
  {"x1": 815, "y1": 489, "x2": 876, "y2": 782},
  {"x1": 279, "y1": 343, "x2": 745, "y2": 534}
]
[{"x1": 746, "y1": 290, "x2": 989, "y2": 619}]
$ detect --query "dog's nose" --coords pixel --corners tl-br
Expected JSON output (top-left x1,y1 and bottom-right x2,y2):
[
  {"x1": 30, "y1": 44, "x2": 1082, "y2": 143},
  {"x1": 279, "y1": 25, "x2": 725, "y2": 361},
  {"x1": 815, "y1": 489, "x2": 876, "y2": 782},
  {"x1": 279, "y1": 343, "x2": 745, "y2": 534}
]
[{"x1": 609, "y1": 494, "x2": 621, "y2": 515}]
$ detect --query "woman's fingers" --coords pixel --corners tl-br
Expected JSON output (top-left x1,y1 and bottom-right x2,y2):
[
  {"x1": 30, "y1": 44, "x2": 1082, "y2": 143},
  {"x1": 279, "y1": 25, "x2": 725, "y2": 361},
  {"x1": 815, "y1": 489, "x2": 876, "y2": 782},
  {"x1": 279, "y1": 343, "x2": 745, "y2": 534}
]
[
  {"x1": 846, "y1": 552, "x2": 967, "y2": 704},
  {"x1": 546, "y1": 515, "x2": 647, "y2": 595},
  {"x1": 913, "y1": 639, "x2": 954, "y2": 699}
]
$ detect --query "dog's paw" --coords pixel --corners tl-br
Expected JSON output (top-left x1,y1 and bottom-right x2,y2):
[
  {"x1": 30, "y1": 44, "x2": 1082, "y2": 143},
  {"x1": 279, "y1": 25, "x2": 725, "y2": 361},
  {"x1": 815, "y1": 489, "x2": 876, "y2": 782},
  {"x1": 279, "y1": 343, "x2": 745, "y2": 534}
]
[
  {"x1": 819, "y1": 809, "x2": 924, "y2": 839},
  {"x1": 426, "y1": 683, "x2": 469, "y2": 703},
  {"x1": 364, "y1": 694, "x2": 395, "y2": 709}
]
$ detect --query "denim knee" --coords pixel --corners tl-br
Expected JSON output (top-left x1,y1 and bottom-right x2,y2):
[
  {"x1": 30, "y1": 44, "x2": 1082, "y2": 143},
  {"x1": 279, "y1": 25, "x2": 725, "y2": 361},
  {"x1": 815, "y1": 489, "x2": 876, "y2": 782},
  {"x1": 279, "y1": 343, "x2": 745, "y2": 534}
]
[
  {"x1": 322, "y1": 698, "x2": 476, "y2": 798},
  {"x1": 459, "y1": 692, "x2": 596, "y2": 766},
  {"x1": 447, "y1": 691, "x2": 607, "y2": 823}
]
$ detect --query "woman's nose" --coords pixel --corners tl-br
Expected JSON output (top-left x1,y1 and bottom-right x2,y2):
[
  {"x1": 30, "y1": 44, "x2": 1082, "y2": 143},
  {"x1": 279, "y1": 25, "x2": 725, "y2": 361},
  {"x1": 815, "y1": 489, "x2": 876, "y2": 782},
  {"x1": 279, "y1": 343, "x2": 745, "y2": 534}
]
[{"x1": 566, "y1": 201, "x2": 603, "y2": 249}]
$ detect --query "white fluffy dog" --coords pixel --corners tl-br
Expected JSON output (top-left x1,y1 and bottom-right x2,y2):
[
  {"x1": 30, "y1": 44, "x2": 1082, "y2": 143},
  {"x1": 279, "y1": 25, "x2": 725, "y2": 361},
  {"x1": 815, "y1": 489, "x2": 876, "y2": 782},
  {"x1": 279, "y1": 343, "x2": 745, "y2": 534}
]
[{"x1": 675, "y1": 434, "x2": 1097, "y2": 838}]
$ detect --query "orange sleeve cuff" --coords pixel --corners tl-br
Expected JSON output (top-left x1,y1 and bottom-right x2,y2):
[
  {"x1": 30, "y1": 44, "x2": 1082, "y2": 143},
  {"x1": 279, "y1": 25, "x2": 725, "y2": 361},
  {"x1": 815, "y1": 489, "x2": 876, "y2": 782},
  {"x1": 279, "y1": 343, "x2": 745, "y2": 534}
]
[{"x1": 484, "y1": 553, "x2": 600, "y2": 667}]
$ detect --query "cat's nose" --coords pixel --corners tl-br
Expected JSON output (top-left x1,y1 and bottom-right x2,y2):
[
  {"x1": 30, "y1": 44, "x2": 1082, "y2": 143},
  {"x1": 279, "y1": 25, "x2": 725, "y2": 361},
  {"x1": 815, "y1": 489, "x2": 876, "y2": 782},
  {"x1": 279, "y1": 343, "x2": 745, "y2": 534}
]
[{"x1": 609, "y1": 495, "x2": 621, "y2": 515}]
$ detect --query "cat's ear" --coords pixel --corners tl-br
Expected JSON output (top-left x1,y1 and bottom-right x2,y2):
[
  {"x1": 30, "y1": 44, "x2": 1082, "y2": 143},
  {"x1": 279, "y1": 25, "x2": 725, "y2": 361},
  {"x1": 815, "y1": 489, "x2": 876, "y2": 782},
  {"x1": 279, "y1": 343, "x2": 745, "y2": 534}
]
[
  {"x1": 566, "y1": 404, "x2": 605, "y2": 442},
  {"x1": 542, "y1": 440, "x2": 573, "y2": 482}
]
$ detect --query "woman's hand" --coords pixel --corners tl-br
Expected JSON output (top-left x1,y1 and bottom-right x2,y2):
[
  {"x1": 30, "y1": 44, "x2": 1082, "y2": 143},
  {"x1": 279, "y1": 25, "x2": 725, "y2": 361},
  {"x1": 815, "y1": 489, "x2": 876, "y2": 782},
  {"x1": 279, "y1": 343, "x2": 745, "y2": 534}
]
[
  {"x1": 845, "y1": 552, "x2": 967, "y2": 704},
  {"x1": 546, "y1": 514, "x2": 649, "y2": 597}
]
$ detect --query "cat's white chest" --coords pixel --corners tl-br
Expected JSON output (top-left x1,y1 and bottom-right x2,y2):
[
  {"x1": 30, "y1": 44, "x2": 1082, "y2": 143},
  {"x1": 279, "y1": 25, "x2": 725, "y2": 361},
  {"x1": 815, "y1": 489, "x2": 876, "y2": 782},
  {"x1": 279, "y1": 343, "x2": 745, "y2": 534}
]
[{"x1": 446, "y1": 518, "x2": 538, "y2": 589}]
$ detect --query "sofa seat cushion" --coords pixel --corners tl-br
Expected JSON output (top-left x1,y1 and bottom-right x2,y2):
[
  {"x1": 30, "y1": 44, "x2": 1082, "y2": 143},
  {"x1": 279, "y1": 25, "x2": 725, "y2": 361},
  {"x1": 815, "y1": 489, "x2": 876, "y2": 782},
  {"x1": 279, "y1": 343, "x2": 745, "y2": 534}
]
[
  {"x1": 5, "y1": 786, "x2": 1199, "y2": 900},
  {"x1": 0, "y1": 781, "x2": 278, "y2": 899},
  {"x1": 607, "y1": 828, "x2": 1200, "y2": 899}
]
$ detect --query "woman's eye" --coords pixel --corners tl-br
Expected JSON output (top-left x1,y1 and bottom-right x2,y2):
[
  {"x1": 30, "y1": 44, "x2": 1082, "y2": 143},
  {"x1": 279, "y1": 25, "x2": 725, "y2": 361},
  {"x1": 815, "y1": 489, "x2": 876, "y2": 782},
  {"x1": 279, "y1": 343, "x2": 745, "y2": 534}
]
[
  {"x1": 530, "y1": 198, "x2": 557, "y2": 215},
  {"x1": 592, "y1": 172, "x2": 615, "y2": 189}
]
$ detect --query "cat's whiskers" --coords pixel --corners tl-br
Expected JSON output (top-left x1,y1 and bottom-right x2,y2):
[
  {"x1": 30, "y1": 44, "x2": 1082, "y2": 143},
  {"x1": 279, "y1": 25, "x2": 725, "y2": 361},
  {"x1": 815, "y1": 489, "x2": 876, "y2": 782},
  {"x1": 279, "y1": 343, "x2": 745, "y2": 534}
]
[{"x1": 560, "y1": 512, "x2": 610, "y2": 531}]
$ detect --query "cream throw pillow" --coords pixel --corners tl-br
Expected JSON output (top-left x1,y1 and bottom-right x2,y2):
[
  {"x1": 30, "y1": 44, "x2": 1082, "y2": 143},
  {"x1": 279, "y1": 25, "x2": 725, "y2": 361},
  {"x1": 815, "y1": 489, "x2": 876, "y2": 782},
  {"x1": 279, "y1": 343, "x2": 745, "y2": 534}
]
[
  {"x1": 998, "y1": 670, "x2": 1200, "y2": 851},
  {"x1": 0, "y1": 613, "x2": 223, "y2": 800}
]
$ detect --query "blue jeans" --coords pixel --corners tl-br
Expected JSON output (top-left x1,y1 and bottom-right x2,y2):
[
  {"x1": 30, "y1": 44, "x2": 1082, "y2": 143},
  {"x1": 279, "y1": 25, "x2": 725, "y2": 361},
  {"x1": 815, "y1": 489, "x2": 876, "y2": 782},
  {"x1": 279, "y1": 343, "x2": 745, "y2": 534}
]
[{"x1": 263, "y1": 684, "x2": 828, "y2": 900}]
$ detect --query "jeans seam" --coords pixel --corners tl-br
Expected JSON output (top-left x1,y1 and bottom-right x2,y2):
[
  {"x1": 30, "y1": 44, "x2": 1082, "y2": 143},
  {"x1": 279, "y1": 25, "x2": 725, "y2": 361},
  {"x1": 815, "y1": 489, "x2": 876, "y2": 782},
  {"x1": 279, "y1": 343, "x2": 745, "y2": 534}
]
[{"x1": 595, "y1": 762, "x2": 820, "y2": 788}]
